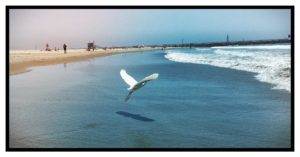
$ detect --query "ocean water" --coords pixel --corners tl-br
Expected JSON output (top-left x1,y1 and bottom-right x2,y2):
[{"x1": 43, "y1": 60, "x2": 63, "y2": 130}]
[{"x1": 10, "y1": 44, "x2": 291, "y2": 148}]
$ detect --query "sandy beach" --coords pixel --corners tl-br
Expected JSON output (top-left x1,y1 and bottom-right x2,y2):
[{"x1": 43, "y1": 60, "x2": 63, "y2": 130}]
[{"x1": 9, "y1": 47, "x2": 160, "y2": 75}]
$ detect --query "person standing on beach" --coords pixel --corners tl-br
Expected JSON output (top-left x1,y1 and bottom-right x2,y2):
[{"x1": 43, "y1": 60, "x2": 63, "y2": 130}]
[
  {"x1": 46, "y1": 43, "x2": 49, "y2": 51},
  {"x1": 63, "y1": 44, "x2": 67, "y2": 54}
]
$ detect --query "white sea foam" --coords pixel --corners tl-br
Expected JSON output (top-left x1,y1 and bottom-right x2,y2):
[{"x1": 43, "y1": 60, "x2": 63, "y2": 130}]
[{"x1": 165, "y1": 45, "x2": 291, "y2": 92}]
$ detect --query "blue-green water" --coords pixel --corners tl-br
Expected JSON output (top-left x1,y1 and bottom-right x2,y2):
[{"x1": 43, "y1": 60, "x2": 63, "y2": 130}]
[{"x1": 10, "y1": 48, "x2": 291, "y2": 148}]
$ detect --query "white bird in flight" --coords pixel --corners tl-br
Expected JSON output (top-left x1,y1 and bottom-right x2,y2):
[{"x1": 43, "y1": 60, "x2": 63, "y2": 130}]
[{"x1": 120, "y1": 69, "x2": 159, "y2": 102}]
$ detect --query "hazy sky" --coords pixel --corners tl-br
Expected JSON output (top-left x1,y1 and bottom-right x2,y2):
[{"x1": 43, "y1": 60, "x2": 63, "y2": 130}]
[{"x1": 9, "y1": 9, "x2": 291, "y2": 49}]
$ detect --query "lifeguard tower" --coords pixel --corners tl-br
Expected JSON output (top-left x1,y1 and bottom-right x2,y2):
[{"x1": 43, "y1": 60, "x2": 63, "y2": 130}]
[{"x1": 87, "y1": 42, "x2": 96, "y2": 51}]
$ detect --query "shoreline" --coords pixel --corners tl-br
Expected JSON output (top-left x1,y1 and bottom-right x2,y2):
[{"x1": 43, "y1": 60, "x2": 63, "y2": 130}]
[
  {"x1": 9, "y1": 38, "x2": 290, "y2": 76},
  {"x1": 9, "y1": 47, "x2": 162, "y2": 76}
]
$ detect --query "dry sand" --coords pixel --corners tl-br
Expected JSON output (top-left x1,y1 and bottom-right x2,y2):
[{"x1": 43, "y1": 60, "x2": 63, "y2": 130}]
[{"x1": 9, "y1": 47, "x2": 160, "y2": 75}]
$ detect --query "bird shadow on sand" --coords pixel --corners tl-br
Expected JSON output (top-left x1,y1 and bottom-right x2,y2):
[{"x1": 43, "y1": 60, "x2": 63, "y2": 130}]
[{"x1": 116, "y1": 111, "x2": 155, "y2": 122}]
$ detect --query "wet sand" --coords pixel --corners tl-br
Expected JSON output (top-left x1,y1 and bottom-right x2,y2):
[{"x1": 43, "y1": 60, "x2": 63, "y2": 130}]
[{"x1": 9, "y1": 47, "x2": 160, "y2": 75}]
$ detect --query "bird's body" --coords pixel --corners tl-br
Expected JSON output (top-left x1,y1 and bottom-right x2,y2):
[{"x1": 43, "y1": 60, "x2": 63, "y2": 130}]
[{"x1": 120, "y1": 69, "x2": 159, "y2": 102}]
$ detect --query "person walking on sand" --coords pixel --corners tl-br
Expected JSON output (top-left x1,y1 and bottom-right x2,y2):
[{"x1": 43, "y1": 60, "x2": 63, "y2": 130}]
[{"x1": 63, "y1": 44, "x2": 67, "y2": 54}]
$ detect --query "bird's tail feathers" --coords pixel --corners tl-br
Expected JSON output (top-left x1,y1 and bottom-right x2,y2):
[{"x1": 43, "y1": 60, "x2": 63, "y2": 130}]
[{"x1": 127, "y1": 85, "x2": 135, "y2": 91}]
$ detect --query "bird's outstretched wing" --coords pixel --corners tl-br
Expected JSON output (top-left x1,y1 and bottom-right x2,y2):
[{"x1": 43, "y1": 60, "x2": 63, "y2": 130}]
[
  {"x1": 139, "y1": 73, "x2": 159, "y2": 83},
  {"x1": 120, "y1": 69, "x2": 138, "y2": 88}
]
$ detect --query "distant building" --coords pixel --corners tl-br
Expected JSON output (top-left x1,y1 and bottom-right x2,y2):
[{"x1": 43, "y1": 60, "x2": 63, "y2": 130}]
[{"x1": 226, "y1": 34, "x2": 229, "y2": 42}]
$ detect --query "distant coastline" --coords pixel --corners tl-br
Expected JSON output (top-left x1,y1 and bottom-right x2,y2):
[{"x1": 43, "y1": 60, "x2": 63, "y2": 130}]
[
  {"x1": 9, "y1": 38, "x2": 291, "y2": 76},
  {"x1": 100, "y1": 38, "x2": 290, "y2": 49}
]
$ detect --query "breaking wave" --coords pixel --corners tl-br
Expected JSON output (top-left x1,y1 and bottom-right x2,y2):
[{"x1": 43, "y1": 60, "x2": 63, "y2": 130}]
[{"x1": 165, "y1": 45, "x2": 291, "y2": 92}]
